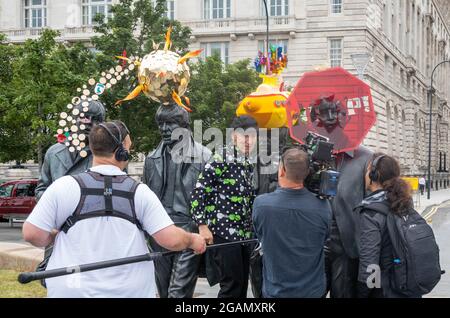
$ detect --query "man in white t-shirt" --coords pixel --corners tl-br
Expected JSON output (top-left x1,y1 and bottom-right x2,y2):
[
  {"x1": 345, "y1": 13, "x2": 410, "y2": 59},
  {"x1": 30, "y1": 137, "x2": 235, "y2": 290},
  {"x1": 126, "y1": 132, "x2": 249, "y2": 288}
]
[
  {"x1": 419, "y1": 176, "x2": 426, "y2": 195},
  {"x1": 23, "y1": 121, "x2": 206, "y2": 298}
]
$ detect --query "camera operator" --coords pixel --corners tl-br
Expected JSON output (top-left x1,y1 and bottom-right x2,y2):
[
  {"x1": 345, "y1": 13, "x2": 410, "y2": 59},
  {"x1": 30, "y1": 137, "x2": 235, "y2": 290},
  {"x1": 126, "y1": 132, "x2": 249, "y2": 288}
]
[
  {"x1": 252, "y1": 147, "x2": 332, "y2": 298},
  {"x1": 311, "y1": 96, "x2": 374, "y2": 298}
]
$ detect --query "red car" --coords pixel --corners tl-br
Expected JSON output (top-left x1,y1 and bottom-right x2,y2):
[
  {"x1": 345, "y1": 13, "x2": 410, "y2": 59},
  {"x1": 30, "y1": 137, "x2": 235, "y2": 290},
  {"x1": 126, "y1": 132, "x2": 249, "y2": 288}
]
[{"x1": 0, "y1": 179, "x2": 38, "y2": 223}]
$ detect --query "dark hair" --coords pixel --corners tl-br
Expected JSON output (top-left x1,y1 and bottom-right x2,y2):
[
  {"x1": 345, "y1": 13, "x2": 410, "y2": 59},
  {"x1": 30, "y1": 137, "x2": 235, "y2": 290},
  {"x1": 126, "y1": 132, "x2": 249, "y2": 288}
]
[
  {"x1": 89, "y1": 121, "x2": 129, "y2": 158},
  {"x1": 155, "y1": 103, "x2": 190, "y2": 128},
  {"x1": 371, "y1": 153, "x2": 413, "y2": 216},
  {"x1": 281, "y1": 148, "x2": 310, "y2": 184},
  {"x1": 231, "y1": 116, "x2": 258, "y2": 130}
]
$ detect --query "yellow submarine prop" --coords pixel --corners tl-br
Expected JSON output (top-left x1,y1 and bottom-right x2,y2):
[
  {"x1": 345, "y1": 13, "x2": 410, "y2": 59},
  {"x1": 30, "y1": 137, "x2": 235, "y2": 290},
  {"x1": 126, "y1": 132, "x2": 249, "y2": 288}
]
[{"x1": 236, "y1": 75, "x2": 289, "y2": 129}]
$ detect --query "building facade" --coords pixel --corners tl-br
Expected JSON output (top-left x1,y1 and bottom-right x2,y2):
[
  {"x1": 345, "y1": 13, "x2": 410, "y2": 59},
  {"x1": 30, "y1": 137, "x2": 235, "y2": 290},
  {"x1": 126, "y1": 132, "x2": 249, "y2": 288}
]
[{"x1": 1, "y1": 0, "x2": 450, "y2": 188}]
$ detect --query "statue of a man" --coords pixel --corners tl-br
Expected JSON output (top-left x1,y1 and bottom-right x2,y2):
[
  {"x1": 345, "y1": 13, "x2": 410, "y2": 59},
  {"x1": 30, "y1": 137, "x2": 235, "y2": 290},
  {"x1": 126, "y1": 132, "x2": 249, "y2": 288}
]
[
  {"x1": 35, "y1": 100, "x2": 106, "y2": 200},
  {"x1": 143, "y1": 103, "x2": 211, "y2": 298}
]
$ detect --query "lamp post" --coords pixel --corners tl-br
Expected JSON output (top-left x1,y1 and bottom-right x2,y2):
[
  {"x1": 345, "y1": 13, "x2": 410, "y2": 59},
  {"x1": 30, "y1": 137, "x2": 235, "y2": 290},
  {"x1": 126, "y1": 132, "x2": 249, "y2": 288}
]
[
  {"x1": 262, "y1": 0, "x2": 269, "y2": 75},
  {"x1": 427, "y1": 60, "x2": 450, "y2": 199}
]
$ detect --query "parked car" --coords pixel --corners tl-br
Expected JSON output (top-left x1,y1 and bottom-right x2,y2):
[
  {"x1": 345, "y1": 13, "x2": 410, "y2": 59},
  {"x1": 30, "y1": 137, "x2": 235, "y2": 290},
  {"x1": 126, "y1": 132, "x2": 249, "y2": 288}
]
[{"x1": 0, "y1": 179, "x2": 38, "y2": 225}]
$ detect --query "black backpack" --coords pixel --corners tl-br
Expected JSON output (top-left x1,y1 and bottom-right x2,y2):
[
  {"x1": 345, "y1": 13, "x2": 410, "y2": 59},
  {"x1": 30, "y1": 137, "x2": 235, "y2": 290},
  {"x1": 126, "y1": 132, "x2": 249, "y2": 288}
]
[{"x1": 385, "y1": 207, "x2": 442, "y2": 297}]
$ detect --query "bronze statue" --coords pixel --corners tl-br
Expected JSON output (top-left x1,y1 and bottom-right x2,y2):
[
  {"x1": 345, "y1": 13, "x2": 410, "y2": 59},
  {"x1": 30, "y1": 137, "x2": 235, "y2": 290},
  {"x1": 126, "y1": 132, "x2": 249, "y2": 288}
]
[{"x1": 143, "y1": 103, "x2": 211, "y2": 298}]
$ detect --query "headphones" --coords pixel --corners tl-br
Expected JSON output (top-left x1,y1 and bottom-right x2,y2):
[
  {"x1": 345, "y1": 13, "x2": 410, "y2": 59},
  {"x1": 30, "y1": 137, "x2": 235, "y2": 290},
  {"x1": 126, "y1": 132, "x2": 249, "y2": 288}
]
[
  {"x1": 99, "y1": 121, "x2": 130, "y2": 162},
  {"x1": 369, "y1": 155, "x2": 386, "y2": 183}
]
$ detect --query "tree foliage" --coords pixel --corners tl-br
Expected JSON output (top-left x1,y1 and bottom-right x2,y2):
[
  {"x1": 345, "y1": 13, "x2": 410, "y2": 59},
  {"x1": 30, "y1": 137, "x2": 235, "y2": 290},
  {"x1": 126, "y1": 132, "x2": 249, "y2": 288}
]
[
  {"x1": 0, "y1": 0, "x2": 261, "y2": 164},
  {"x1": 189, "y1": 56, "x2": 261, "y2": 132},
  {"x1": 0, "y1": 30, "x2": 97, "y2": 164}
]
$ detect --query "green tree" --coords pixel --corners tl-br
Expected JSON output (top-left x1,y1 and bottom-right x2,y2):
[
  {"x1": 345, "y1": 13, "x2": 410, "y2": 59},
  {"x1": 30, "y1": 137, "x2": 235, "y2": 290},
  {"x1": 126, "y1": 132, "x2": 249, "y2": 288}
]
[
  {"x1": 189, "y1": 56, "x2": 261, "y2": 132},
  {"x1": 0, "y1": 34, "x2": 26, "y2": 164},
  {"x1": 0, "y1": 30, "x2": 97, "y2": 166}
]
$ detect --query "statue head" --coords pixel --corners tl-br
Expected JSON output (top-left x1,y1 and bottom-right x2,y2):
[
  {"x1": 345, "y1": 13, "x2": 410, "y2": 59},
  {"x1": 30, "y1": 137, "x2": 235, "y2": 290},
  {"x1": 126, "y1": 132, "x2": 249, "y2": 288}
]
[
  {"x1": 310, "y1": 95, "x2": 346, "y2": 130},
  {"x1": 155, "y1": 103, "x2": 190, "y2": 145},
  {"x1": 76, "y1": 100, "x2": 106, "y2": 135}
]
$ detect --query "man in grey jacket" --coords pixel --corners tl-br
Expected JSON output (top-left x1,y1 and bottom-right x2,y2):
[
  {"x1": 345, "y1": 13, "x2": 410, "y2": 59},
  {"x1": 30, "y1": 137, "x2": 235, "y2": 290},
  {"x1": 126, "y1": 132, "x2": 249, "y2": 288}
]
[
  {"x1": 305, "y1": 96, "x2": 374, "y2": 298},
  {"x1": 143, "y1": 103, "x2": 211, "y2": 298},
  {"x1": 326, "y1": 146, "x2": 373, "y2": 298},
  {"x1": 35, "y1": 100, "x2": 106, "y2": 200}
]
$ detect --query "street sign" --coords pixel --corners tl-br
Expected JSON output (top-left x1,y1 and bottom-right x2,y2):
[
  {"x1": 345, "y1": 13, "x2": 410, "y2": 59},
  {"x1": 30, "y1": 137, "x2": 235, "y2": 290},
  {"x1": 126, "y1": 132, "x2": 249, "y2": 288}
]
[
  {"x1": 351, "y1": 53, "x2": 372, "y2": 79},
  {"x1": 286, "y1": 67, "x2": 377, "y2": 153}
]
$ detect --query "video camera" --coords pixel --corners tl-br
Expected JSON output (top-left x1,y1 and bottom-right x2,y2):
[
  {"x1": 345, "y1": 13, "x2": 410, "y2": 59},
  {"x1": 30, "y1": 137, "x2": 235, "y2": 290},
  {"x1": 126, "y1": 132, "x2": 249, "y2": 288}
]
[{"x1": 301, "y1": 132, "x2": 340, "y2": 198}]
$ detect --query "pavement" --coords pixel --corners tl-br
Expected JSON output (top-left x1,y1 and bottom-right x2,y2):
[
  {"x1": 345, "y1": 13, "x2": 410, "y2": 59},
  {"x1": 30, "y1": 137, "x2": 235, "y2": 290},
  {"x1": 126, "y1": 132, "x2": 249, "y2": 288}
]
[
  {"x1": 414, "y1": 188, "x2": 450, "y2": 214},
  {"x1": 423, "y1": 200, "x2": 450, "y2": 298},
  {"x1": 1, "y1": 188, "x2": 449, "y2": 298}
]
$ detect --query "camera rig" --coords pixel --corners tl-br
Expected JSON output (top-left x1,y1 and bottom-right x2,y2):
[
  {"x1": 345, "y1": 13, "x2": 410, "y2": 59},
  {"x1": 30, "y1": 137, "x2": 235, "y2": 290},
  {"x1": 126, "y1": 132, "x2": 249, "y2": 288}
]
[{"x1": 301, "y1": 132, "x2": 340, "y2": 198}]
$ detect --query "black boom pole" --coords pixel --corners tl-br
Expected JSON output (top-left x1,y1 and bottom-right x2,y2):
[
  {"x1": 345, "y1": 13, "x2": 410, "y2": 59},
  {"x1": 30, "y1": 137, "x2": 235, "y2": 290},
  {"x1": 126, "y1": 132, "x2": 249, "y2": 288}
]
[{"x1": 18, "y1": 239, "x2": 259, "y2": 284}]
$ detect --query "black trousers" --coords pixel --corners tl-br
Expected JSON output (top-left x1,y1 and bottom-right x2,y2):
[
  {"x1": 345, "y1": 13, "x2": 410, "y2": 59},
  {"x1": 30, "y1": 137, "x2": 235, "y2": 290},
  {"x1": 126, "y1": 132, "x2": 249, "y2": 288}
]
[
  {"x1": 325, "y1": 221, "x2": 359, "y2": 298},
  {"x1": 149, "y1": 221, "x2": 201, "y2": 298},
  {"x1": 419, "y1": 185, "x2": 425, "y2": 195},
  {"x1": 211, "y1": 236, "x2": 252, "y2": 298}
]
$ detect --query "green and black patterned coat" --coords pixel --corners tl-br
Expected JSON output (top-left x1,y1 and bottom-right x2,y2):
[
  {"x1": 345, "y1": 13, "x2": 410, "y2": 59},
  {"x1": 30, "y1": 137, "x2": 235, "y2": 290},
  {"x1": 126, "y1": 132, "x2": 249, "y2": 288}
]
[{"x1": 190, "y1": 149, "x2": 256, "y2": 242}]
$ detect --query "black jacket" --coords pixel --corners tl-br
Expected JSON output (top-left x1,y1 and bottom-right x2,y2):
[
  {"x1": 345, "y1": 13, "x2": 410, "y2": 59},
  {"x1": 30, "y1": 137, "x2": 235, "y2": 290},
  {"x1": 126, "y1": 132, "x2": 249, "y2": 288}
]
[
  {"x1": 332, "y1": 146, "x2": 373, "y2": 259},
  {"x1": 143, "y1": 139, "x2": 211, "y2": 221},
  {"x1": 354, "y1": 190, "x2": 407, "y2": 298}
]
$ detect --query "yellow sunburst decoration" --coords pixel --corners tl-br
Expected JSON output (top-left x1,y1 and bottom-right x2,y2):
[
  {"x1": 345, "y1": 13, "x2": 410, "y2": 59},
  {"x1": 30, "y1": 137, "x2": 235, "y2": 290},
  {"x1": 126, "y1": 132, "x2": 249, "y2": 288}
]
[{"x1": 115, "y1": 27, "x2": 203, "y2": 112}]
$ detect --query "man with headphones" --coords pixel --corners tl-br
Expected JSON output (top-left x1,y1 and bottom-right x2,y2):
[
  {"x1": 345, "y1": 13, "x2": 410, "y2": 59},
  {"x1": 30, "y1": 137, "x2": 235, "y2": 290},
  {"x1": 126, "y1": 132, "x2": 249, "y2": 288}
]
[{"x1": 23, "y1": 121, "x2": 206, "y2": 298}]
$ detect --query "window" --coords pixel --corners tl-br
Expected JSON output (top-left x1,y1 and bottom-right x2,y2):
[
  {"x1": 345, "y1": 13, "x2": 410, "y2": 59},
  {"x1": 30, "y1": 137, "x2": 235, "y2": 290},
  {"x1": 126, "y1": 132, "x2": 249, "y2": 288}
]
[
  {"x1": 200, "y1": 42, "x2": 230, "y2": 64},
  {"x1": 383, "y1": 4, "x2": 389, "y2": 35},
  {"x1": 261, "y1": 0, "x2": 289, "y2": 17},
  {"x1": 15, "y1": 183, "x2": 36, "y2": 197},
  {"x1": 258, "y1": 39, "x2": 288, "y2": 55},
  {"x1": 384, "y1": 55, "x2": 390, "y2": 80},
  {"x1": 152, "y1": 0, "x2": 175, "y2": 20},
  {"x1": 329, "y1": 38, "x2": 343, "y2": 67},
  {"x1": 204, "y1": 0, "x2": 231, "y2": 19},
  {"x1": 0, "y1": 184, "x2": 14, "y2": 198},
  {"x1": 82, "y1": 0, "x2": 113, "y2": 25},
  {"x1": 24, "y1": 0, "x2": 47, "y2": 28},
  {"x1": 330, "y1": 0, "x2": 343, "y2": 14},
  {"x1": 400, "y1": 69, "x2": 405, "y2": 90},
  {"x1": 393, "y1": 62, "x2": 398, "y2": 86},
  {"x1": 166, "y1": 0, "x2": 175, "y2": 20}
]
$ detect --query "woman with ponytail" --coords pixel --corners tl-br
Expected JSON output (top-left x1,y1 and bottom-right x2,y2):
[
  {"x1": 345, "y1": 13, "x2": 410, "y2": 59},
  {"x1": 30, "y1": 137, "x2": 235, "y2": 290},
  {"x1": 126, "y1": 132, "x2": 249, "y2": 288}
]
[{"x1": 355, "y1": 153, "x2": 414, "y2": 298}]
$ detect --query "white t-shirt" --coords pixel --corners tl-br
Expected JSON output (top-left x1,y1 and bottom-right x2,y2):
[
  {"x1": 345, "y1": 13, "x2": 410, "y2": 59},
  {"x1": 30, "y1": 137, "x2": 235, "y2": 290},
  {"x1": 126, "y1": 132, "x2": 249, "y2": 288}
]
[
  {"x1": 26, "y1": 165, "x2": 174, "y2": 298},
  {"x1": 419, "y1": 178, "x2": 426, "y2": 186}
]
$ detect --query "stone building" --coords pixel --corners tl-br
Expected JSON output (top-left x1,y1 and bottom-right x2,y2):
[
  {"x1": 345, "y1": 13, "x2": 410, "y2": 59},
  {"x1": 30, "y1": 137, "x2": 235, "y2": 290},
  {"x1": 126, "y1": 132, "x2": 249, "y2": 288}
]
[{"x1": 1, "y1": 0, "x2": 449, "y2": 187}]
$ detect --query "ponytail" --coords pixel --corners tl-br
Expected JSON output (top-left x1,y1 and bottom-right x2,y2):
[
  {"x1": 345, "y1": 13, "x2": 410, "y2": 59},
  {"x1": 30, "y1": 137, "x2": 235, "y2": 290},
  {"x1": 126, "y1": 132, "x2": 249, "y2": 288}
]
[
  {"x1": 370, "y1": 153, "x2": 413, "y2": 216},
  {"x1": 383, "y1": 177, "x2": 413, "y2": 216}
]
